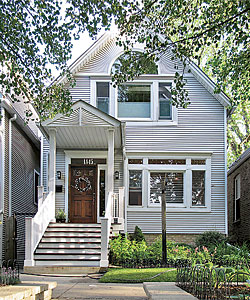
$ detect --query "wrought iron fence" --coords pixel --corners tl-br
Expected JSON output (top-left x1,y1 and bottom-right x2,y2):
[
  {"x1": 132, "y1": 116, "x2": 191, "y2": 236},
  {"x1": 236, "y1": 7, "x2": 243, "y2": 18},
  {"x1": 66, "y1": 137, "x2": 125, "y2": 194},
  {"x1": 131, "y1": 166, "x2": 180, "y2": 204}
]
[
  {"x1": 176, "y1": 264, "x2": 250, "y2": 300},
  {"x1": 0, "y1": 260, "x2": 20, "y2": 285}
]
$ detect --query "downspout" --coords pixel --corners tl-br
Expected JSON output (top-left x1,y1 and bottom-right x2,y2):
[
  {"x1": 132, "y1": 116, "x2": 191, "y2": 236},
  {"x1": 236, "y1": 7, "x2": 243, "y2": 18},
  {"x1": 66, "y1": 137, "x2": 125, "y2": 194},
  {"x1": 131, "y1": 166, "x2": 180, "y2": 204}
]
[
  {"x1": 121, "y1": 122, "x2": 127, "y2": 233},
  {"x1": 8, "y1": 114, "x2": 17, "y2": 217}
]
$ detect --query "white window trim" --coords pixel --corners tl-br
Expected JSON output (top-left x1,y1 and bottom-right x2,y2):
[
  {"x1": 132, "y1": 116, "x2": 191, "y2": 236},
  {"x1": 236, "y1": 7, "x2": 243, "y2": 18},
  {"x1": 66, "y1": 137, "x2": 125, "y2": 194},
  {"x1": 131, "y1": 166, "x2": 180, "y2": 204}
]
[
  {"x1": 126, "y1": 154, "x2": 211, "y2": 212},
  {"x1": 90, "y1": 77, "x2": 178, "y2": 125},
  {"x1": 234, "y1": 174, "x2": 240, "y2": 221},
  {"x1": 34, "y1": 169, "x2": 40, "y2": 206},
  {"x1": 90, "y1": 79, "x2": 112, "y2": 115}
]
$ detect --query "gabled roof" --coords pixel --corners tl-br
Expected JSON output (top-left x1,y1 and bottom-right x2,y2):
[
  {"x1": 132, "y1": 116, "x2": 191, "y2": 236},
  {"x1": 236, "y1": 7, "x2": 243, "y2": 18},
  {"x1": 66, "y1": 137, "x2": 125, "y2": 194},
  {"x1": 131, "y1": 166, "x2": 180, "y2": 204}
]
[
  {"x1": 42, "y1": 99, "x2": 121, "y2": 128},
  {"x1": 228, "y1": 147, "x2": 250, "y2": 175},
  {"x1": 58, "y1": 32, "x2": 231, "y2": 108}
]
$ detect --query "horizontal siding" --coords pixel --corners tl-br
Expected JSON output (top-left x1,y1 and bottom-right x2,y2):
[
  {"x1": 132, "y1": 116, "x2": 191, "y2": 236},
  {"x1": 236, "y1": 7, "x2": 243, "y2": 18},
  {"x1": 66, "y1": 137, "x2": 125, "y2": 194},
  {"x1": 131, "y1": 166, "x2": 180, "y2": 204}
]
[
  {"x1": 68, "y1": 76, "x2": 90, "y2": 103},
  {"x1": 55, "y1": 150, "x2": 65, "y2": 212},
  {"x1": 42, "y1": 137, "x2": 49, "y2": 192},
  {"x1": 114, "y1": 151, "x2": 124, "y2": 194},
  {"x1": 127, "y1": 76, "x2": 226, "y2": 234}
]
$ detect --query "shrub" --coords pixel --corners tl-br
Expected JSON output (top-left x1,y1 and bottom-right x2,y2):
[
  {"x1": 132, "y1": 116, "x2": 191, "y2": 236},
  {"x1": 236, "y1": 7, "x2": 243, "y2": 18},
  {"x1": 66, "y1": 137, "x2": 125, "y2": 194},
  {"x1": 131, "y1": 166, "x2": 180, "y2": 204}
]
[
  {"x1": 130, "y1": 226, "x2": 145, "y2": 243},
  {"x1": 195, "y1": 231, "x2": 226, "y2": 251}
]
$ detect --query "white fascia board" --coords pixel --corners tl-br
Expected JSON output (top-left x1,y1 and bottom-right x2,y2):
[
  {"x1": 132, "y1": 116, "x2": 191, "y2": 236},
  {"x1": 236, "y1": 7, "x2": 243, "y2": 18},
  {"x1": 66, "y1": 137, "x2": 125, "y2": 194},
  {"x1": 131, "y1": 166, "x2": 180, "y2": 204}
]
[{"x1": 56, "y1": 33, "x2": 115, "y2": 85}]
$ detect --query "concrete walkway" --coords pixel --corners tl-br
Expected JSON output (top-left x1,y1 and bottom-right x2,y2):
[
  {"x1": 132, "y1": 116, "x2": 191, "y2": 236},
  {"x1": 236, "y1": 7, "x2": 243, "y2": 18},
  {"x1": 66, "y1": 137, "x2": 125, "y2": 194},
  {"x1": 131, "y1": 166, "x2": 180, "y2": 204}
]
[
  {"x1": 20, "y1": 274, "x2": 147, "y2": 299},
  {"x1": 20, "y1": 274, "x2": 198, "y2": 300}
]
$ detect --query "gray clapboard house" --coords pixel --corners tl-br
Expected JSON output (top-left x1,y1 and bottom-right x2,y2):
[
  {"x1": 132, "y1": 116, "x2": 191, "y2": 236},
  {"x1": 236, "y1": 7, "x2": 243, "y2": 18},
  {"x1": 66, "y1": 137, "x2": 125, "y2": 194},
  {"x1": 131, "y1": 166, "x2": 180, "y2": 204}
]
[
  {"x1": 24, "y1": 33, "x2": 230, "y2": 272},
  {"x1": 0, "y1": 93, "x2": 40, "y2": 267}
]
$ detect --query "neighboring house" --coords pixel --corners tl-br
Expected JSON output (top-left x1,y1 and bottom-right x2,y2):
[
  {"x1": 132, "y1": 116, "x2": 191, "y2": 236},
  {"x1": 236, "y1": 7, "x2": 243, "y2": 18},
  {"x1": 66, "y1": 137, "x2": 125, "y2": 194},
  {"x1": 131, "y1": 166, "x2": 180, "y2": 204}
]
[
  {"x1": 227, "y1": 148, "x2": 250, "y2": 244},
  {"x1": 23, "y1": 33, "x2": 231, "y2": 272},
  {"x1": 0, "y1": 94, "x2": 40, "y2": 267}
]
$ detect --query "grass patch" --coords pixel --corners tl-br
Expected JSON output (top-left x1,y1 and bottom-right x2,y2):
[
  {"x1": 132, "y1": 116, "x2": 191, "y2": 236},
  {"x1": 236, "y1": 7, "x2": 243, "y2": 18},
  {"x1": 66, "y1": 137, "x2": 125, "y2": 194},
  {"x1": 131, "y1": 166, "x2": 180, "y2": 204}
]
[{"x1": 99, "y1": 268, "x2": 177, "y2": 283}]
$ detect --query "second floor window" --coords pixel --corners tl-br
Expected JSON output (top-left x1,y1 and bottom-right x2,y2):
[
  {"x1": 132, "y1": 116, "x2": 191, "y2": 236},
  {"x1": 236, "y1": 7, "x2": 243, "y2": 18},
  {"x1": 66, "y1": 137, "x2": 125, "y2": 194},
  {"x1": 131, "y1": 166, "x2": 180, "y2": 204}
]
[
  {"x1": 118, "y1": 84, "x2": 151, "y2": 118},
  {"x1": 96, "y1": 82, "x2": 109, "y2": 114},
  {"x1": 234, "y1": 174, "x2": 240, "y2": 221},
  {"x1": 159, "y1": 83, "x2": 172, "y2": 119}
]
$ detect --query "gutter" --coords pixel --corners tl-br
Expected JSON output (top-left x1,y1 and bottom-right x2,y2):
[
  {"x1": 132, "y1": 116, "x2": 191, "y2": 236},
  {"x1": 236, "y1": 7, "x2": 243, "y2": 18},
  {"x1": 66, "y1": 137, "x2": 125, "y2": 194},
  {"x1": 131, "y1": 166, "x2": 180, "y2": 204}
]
[{"x1": 9, "y1": 114, "x2": 17, "y2": 217}]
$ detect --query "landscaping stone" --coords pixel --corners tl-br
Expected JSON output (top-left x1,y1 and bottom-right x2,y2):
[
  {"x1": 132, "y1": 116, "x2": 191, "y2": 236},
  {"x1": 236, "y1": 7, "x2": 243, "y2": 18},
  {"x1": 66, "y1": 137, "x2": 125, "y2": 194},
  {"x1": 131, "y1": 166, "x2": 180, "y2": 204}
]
[
  {"x1": 143, "y1": 282, "x2": 198, "y2": 300},
  {"x1": 0, "y1": 281, "x2": 57, "y2": 300}
]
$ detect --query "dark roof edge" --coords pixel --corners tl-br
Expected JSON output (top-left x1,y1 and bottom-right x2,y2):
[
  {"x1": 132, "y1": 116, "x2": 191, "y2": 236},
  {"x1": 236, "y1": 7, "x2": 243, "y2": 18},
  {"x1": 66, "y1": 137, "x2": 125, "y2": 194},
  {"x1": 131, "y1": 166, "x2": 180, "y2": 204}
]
[{"x1": 228, "y1": 148, "x2": 250, "y2": 175}]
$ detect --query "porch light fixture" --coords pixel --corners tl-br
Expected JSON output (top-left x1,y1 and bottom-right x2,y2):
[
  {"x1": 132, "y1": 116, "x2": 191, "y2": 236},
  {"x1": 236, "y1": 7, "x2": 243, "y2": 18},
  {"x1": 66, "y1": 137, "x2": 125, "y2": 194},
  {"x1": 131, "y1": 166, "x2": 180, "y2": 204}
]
[
  {"x1": 114, "y1": 171, "x2": 120, "y2": 180},
  {"x1": 57, "y1": 171, "x2": 62, "y2": 180}
]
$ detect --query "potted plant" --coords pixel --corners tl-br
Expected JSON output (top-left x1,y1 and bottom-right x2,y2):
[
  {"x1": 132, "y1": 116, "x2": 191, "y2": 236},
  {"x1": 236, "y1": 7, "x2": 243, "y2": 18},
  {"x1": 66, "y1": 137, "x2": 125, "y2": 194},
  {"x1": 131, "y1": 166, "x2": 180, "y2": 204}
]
[{"x1": 55, "y1": 209, "x2": 66, "y2": 223}]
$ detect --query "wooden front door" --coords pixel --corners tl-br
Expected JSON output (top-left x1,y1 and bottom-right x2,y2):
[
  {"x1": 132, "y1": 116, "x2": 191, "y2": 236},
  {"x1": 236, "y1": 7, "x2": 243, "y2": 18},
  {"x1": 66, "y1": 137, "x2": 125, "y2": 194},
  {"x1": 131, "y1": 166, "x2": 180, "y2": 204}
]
[{"x1": 69, "y1": 165, "x2": 97, "y2": 223}]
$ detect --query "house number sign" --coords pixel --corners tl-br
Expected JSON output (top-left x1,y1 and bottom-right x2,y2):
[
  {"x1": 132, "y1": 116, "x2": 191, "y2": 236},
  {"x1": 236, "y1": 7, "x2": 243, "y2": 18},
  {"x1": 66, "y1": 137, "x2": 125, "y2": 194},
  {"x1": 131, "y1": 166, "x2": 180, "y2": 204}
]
[{"x1": 83, "y1": 158, "x2": 94, "y2": 165}]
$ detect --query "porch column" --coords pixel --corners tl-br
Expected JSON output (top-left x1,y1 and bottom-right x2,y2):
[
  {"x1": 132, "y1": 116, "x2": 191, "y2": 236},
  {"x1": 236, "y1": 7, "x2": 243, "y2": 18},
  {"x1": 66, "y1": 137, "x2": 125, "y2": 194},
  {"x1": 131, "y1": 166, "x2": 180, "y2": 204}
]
[
  {"x1": 48, "y1": 129, "x2": 56, "y2": 217},
  {"x1": 107, "y1": 128, "x2": 114, "y2": 194}
]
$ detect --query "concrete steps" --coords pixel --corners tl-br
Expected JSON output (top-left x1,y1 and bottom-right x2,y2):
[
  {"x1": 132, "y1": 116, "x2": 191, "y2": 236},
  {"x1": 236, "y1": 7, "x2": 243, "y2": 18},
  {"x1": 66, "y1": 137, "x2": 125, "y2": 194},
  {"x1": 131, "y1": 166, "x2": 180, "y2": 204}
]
[{"x1": 33, "y1": 222, "x2": 106, "y2": 268}]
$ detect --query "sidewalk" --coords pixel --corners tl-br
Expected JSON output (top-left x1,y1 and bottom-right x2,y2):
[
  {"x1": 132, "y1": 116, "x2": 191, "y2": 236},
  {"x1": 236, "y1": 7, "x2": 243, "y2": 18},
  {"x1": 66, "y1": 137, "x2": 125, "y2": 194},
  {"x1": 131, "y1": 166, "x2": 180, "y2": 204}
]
[
  {"x1": 20, "y1": 274, "x2": 198, "y2": 300},
  {"x1": 143, "y1": 282, "x2": 198, "y2": 300}
]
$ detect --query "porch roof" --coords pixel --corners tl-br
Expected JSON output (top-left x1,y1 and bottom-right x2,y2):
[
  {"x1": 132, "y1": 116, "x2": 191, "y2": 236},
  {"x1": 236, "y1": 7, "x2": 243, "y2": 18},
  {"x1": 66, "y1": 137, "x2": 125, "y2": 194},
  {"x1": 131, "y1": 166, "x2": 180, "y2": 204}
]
[{"x1": 40, "y1": 100, "x2": 125, "y2": 149}]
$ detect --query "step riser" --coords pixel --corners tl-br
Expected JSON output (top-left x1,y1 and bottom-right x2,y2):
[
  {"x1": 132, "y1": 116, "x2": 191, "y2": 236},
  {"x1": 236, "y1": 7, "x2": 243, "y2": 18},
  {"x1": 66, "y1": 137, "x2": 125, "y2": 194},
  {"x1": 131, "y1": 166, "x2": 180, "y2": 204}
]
[
  {"x1": 46, "y1": 228, "x2": 102, "y2": 232},
  {"x1": 34, "y1": 255, "x2": 101, "y2": 260},
  {"x1": 35, "y1": 260, "x2": 100, "y2": 267},
  {"x1": 35, "y1": 249, "x2": 101, "y2": 254},
  {"x1": 49, "y1": 223, "x2": 101, "y2": 228},
  {"x1": 41, "y1": 238, "x2": 101, "y2": 243},
  {"x1": 44, "y1": 232, "x2": 101, "y2": 237},
  {"x1": 38, "y1": 243, "x2": 101, "y2": 249}
]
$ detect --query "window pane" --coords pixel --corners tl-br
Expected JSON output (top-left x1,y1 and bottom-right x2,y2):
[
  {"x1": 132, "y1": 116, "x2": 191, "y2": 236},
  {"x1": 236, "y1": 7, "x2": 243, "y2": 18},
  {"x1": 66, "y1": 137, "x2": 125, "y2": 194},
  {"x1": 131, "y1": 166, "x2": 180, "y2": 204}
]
[
  {"x1": 235, "y1": 176, "x2": 240, "y2": 199},
  {"x1": 129, "y1": 170, "x2": 142, "y2": 205},
  {"x1": 150, "y1": 172, "x2": 184, "y2": 205},
  {"x1": 128, "y1": 159, "x2": 143, "y2": 164},
  {"x1": 97, "y1": 82, "x2": 109, "y2": 114},
  {"x1": 191, "y1": 159, "x2": 206, "y2": 165},
  {"x1": 149, "y1": 159, "x2": 185, "y2": 165},
  {"x1": 118, "y1": 85, "x2": 151, "y2": 118},
  {"x1": 192, "y1": 171, "x2": 205, "y2": 206},
  {"x1": 159, "y1": 83, "x2": 172, "y2": 119}
]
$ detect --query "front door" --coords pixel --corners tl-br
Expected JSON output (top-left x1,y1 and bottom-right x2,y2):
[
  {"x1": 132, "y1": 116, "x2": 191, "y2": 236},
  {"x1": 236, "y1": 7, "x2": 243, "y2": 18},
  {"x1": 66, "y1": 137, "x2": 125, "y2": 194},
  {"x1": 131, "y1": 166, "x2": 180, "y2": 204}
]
[{"x1": 69, "y1": 165, "x2": 97, "y2": 223}]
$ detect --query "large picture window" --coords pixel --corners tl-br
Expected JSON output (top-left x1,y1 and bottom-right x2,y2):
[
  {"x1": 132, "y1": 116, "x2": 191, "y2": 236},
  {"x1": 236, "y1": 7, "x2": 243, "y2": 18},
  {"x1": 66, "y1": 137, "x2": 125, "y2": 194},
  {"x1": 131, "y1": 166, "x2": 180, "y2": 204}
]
[
  {"x1": 118, "y1": 84, "x2": 151, "y2": 118},
  {"x1": 150, "y1": 172, "x2": 184, "y2": 205},
  {"x1": 129, "y1": 170, "x2": 142, "y2": 205}
]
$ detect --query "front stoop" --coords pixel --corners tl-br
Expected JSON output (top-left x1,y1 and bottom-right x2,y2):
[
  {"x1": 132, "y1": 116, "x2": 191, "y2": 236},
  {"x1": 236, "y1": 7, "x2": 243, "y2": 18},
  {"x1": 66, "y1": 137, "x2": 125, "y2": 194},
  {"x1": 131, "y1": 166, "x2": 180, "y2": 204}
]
[
  {"x1": 0, "y1": 281, "x2": 57, "y2": 300},
  {"x1": 143, "y1": 282, "x2": 198, "y2": 300}
]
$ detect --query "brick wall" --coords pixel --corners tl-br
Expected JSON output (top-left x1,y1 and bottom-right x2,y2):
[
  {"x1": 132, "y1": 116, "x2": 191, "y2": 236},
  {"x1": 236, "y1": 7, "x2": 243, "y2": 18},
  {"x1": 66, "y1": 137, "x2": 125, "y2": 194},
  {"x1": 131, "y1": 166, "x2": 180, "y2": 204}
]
[
  {"x1": 144, "y1": 233, "x2": 200, "y2": 245},
  {"x1": 228, "y1": 157, "x2": 250, "y2": 244}
]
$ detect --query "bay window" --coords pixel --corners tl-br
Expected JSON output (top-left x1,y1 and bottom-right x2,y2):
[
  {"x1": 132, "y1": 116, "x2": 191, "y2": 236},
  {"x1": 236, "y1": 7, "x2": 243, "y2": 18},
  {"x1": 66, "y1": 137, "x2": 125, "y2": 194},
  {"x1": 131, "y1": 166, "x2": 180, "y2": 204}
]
[{"x1": 118, "y1": 84, "x2": 151, "y2": 118}]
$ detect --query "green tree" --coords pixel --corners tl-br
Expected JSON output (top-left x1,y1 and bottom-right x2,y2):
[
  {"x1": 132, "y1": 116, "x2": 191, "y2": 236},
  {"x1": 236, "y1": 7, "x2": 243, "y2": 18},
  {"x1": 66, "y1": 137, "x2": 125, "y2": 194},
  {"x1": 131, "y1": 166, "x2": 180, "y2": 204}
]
[{"x1": 0, "y1": 0, "x2": 127, "y2": 120}]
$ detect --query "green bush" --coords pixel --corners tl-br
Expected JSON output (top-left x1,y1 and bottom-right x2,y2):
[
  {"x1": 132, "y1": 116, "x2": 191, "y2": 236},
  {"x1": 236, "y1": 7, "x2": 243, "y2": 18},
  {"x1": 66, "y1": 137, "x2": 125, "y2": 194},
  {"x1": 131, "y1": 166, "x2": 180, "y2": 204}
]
[
  {"x1": 195, "y1": 231, "x2": 226, "y2": 251},
  {"x1": 130, "y1": 226, "x2": 146, "y2": 243}
]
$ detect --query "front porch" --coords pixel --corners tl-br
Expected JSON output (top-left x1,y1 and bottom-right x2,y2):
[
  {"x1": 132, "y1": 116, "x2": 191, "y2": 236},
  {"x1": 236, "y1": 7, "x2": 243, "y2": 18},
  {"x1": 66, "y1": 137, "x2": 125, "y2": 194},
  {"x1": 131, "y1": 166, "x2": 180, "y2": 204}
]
[{"x1": 24, "y1": 100, "x2": 126, "y2": 269}]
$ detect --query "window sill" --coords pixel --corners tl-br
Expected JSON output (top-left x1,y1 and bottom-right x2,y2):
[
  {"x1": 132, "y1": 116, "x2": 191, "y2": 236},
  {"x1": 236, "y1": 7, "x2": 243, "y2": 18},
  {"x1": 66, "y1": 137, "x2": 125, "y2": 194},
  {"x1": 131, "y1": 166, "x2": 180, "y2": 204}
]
[
  {"x1": 233, "y1": 219, "x2": 241, "y2": 225},
  {"x1": 124, "y1": 120, "x2": 178, "y2": 126},
  {"x1": 127, "y1": 206, "x2": 211, "y2": 213}
]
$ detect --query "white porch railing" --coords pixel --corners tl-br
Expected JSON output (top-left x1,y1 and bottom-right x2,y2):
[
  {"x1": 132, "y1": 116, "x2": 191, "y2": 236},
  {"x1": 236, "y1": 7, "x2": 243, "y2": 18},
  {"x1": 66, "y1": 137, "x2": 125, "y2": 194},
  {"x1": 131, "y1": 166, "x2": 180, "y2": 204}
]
[
  {"x1": 100, "y1": 191, "x2": 113, "y2": 268},
  {"x1": 100, "y1": 187, "x2": 125, "y2": 268},
  {"x1": 24, "y1": 190, "x2": 55, "y2": 266}
]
